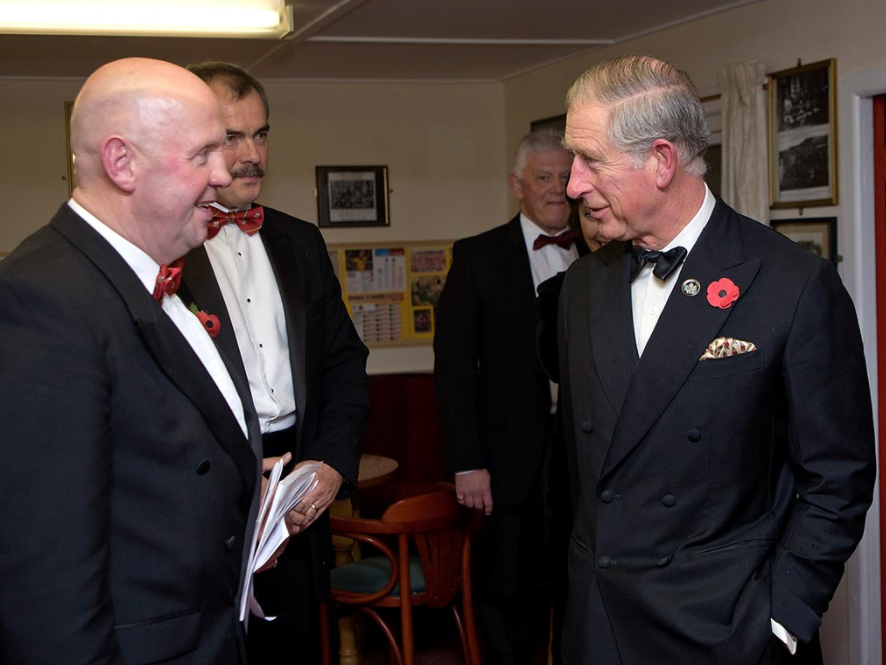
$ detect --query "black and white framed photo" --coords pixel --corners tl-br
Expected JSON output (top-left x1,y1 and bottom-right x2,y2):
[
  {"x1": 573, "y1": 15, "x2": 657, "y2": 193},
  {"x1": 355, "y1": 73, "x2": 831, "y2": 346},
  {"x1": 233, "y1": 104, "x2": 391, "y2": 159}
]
[
  {"x1": 771, "y1": 217, "x2": 838, "y2": 264},
  {"x1": 316, "y1": 165, "x2": 389, "y2": 228},
  {"x1": 768, "y1": 59, "x2": 837, "y2": 208}
]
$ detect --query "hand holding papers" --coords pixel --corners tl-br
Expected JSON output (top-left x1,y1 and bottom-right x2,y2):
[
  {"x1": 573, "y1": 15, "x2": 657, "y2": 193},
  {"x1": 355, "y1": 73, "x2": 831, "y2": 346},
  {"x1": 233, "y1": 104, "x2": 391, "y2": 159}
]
[{"x1": 240, "y1": 460, "x2": 320, "y2": 621}]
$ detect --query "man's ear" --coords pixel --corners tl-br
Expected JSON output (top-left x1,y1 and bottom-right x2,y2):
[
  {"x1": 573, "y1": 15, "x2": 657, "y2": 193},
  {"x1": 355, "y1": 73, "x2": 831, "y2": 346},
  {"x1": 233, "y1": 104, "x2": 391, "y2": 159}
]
[
  {"x1": 650, "y1": 138, "x2": 678, "y2": 189},
  {"x1": 100, "y1": 136, "x2": 137, "y2": 192},
  {"x1": 507, "y1": 172, "x2": 523, "y2": 200}
]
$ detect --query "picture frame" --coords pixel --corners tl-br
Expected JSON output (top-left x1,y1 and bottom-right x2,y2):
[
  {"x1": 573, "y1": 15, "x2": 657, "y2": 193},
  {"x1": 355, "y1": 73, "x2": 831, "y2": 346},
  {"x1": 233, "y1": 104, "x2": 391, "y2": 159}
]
[
  {"x1": 771, "y1": 217, "x2": 838, "y2": 264},
  {"x1": 316, "y1": 165, "x2": 389, "y2": 228},
  {"x1": 768, "y1": 59, "x2": 837, "y2": 208}
]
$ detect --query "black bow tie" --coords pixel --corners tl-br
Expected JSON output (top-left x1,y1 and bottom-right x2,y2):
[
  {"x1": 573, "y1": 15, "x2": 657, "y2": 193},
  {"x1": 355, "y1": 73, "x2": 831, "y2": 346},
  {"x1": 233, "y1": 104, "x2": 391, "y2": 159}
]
[{"x1": 630, "y1": 245, "x2": 688, "y2": 282}]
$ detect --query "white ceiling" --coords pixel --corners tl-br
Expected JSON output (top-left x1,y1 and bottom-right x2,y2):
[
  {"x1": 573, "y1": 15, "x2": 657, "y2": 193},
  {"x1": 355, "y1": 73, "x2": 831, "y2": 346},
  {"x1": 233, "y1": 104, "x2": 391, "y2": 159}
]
[{"x1": 0, "y1": 0, "x2": 766, "y2": 81}]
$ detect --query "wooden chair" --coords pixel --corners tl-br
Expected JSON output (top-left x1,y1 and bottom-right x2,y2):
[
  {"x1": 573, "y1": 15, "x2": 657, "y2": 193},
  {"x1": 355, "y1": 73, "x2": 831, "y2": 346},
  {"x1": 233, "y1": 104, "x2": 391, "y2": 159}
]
[{"x1": 319, "y1": 484, "x2": 480, "y2": 665}]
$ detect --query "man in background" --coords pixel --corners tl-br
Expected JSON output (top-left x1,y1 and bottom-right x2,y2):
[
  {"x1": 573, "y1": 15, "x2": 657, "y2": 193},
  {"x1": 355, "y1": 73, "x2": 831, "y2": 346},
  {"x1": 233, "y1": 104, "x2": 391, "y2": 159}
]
[
  {"x1": 558, "y1": 54, "x2": 875, "y2": 665},
  {"x1": 182, "y1": 61, "x2": 370, "y2": 664},
  {"x1": 434, "y1": 129, "x2": 579, "y2": 665},
  {"x1": 0, "y1": 58, "x2": 263, "y2": 664}
]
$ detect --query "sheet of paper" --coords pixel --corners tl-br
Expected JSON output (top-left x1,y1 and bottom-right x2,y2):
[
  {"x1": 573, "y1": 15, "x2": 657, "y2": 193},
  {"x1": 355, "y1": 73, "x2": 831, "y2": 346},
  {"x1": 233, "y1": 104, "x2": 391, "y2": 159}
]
[{"x1": 239, "y1": 461, "x2": 319, "y2": 621}]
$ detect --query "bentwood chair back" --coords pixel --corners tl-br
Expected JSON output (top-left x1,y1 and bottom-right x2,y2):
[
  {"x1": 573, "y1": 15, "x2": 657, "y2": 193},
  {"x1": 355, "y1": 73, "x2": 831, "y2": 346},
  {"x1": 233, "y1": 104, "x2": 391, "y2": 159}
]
[{"x1": 319, "y1": 484, "x2": 479, "y2": 665}]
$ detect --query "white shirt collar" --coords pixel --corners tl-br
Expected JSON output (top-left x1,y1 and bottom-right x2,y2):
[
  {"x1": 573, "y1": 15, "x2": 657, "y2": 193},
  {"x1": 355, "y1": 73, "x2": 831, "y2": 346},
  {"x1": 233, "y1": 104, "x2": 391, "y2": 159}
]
[
  {"x1": 67, "y1": 199, "x2": 159, "y2": 295},
  {"x1": 518, "y1": 212, "x2": 571, "y2": 249},
  {"x1": 661, "y1": 183, "x2": 716, "y2": 255}
]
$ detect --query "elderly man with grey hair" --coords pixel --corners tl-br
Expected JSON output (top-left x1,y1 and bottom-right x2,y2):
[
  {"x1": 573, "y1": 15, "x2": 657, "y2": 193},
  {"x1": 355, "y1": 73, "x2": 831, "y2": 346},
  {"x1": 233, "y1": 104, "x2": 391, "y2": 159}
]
[
  {"x1": 435, "y1": 128, "x2": 583, "y2": 665},
  {"x1": 558, "y1": 54, "x2": 875, "y2": 665}
]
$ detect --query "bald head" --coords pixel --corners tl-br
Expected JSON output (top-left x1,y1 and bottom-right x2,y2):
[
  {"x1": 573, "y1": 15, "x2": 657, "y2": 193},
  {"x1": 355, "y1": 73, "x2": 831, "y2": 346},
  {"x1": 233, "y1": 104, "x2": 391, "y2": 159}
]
[
  {"x1": 71, "y1": 58, "x2": 219, "y2": 182},
  {"x1": 69, "y1": 58, "x2": 231, "y2": 265}
]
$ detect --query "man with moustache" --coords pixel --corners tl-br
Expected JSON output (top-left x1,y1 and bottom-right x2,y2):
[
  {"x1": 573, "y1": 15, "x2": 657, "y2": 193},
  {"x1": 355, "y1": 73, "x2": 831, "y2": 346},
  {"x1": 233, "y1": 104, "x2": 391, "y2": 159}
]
[
  {"x1": 181, "y1": 61, "x2": 369, "y2": 664},
  {"x1": 434, "y1": 129, "x2": 579, "y2": 665},
  {"x1": 558, "y1": 54, "x2": 875, "y2": 665},
  {"x1": 0, "y1": 58, "x2": 265, "y2": 665}
]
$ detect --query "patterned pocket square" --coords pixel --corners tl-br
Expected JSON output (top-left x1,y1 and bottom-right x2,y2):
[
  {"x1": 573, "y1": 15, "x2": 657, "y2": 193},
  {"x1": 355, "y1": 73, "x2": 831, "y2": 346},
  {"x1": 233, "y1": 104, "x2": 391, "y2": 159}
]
[{"x1": 700, "y1": 336, "x2": 757, "y2": 360}]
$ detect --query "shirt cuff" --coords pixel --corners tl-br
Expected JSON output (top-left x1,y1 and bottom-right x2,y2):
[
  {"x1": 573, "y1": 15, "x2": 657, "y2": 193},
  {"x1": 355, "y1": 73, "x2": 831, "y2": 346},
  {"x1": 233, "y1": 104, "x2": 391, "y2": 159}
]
[{"x1": 771, "y1": 618, "x2": 798, "y2": 655}]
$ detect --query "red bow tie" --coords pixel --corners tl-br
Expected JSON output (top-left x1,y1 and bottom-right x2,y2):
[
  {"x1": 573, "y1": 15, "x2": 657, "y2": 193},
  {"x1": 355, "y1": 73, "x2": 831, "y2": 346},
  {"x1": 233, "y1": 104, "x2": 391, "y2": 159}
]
[
  {"x1": 533, "y1": 230, "x2": 576, "y2": 251},
  {"x1": 207, "y1": 206, "x2": 264, "y2": 240},
  {"x1": 152, "y1": 258, "x2": 184, "y2": 301}
]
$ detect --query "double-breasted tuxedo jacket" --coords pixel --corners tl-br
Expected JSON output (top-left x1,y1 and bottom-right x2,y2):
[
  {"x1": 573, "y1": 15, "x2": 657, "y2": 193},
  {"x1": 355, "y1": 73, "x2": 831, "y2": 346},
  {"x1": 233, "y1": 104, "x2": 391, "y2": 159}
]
[
  {"x1": 0, "y1": 205, "x2": 262, "y2": 665},
  {"x1": 434, "y1": 216, "x2": 554, "y2": 507},
  {"x1": 181, "y1": 206, "x2": 369, "y2": 608},
  {"x1": 558, "y1": 200, "x2": 876, "y2": 665}
]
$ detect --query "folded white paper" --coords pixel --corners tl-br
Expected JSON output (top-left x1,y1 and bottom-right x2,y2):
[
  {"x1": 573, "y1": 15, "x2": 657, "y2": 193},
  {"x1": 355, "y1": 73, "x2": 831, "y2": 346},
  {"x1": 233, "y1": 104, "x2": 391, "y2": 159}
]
[{"x1": 239, "y1": 460, "x2": 319, "y2": 621}]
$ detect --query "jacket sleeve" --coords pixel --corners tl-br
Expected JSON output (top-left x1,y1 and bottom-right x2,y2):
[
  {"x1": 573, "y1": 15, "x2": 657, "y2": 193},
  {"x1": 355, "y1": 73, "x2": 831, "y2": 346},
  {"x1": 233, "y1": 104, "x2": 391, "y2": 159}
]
[
  {"x1": 300, "y1": 225, "x2": 370, "y2": 496},
  {"x1": 0, "y1": 268, "x2": 122, "y2": 665},
  {"x1": 770, "y1": 259, "x2": 876, "y2": 642},
  {"x1": 433, "y1": 239, "x2": 486, "y2": 473}
]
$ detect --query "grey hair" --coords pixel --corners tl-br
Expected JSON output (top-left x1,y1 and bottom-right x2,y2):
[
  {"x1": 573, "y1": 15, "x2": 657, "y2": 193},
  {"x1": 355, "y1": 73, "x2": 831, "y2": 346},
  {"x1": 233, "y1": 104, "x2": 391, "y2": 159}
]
[
  {"x1": 512, "y1": 128, "x2": 568, "y2": 177},
  {"x1": 565, "y1": 55, "x2": 709, "y2": 177}
]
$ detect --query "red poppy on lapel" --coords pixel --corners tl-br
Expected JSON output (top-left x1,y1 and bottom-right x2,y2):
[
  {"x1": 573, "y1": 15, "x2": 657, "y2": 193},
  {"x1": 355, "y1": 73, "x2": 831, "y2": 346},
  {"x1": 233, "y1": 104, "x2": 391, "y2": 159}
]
[
  {"x1": 706, "y1": 277, "x2": 740, "y2": 309},
  {"x1": 195, "y1": 311, "x2": 221, "y2": 338}
]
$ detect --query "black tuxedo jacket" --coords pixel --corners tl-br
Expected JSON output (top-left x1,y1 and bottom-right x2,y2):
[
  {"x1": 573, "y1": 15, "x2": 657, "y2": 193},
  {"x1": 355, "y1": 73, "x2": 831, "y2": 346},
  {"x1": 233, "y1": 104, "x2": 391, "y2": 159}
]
[
  {"x1": 558, "y1": 200, "x2": 876, "y2": 664},
  {"x1": 181, "y1": 205, "x2": 369, "y2": 599},
  {"x1": 435, "y1": 216, "x2": 557, "y2": 507},
  {"x1": 0, "y1": 205, "x2": 262, "y2": 665}
]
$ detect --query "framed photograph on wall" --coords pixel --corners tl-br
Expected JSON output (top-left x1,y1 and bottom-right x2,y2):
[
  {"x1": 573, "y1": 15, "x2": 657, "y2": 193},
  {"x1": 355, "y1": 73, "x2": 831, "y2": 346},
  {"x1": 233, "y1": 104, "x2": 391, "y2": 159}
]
[
  {"x1": 768, "y1": 59, "x2": 837, "y2": 208},
  {"x1": 316, "y1": 165, "x2": 389, "y2": 228},
  {"x1": 771, "y1": 217, "x2": 837, "y2": 264}
]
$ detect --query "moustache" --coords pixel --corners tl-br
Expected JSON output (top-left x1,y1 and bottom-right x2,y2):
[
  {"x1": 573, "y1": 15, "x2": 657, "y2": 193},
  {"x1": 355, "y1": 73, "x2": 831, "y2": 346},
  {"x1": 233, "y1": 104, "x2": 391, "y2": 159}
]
[{"x1": 231, "y1": 165, "x2": 265, "y2": 179}]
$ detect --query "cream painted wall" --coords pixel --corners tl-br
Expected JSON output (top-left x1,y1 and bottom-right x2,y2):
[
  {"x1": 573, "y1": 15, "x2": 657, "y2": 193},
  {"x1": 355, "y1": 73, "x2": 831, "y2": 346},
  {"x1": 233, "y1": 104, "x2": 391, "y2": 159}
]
[{"x1": 501, "y1": 1, "x2": 885, "y2": 662}]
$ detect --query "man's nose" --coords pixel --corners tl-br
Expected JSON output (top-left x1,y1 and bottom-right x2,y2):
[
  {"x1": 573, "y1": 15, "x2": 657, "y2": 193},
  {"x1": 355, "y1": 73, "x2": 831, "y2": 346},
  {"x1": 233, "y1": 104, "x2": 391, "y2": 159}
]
[
  {"x1": 211, "y1": 152, "x2": 233, "y2": 188},
  {"x1": 240, "y1": 138, "x2": 261, "y2": 164}
]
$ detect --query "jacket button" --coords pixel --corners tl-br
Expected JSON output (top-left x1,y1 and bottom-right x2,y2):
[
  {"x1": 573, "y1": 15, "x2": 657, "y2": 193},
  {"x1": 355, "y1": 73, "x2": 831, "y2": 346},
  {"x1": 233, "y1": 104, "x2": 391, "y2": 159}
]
[
  {"x1": 581, "y1": 421, "x2": 593, "y2": 433},
  {"x1": 600, "y1": 489, "x2": 614, "y2": 503},
  {"x1": 598, "y1": 556, "x2": 611, "y2": 568},
  {"x1": 196, "y1": 460, "x2": 211, "y2": 475},
  {"x1": 657, "y1": 556, "x2": 670, "y2": 567},
  {"x1": 662, "y1": 494, "x2": 676, "y2": 507},
  {"x1": 687, "y1": 429, "x2": 701, "y2": 442},
  {"x1": 225, "y1": 536, "x2": 236, "y2": 551}
]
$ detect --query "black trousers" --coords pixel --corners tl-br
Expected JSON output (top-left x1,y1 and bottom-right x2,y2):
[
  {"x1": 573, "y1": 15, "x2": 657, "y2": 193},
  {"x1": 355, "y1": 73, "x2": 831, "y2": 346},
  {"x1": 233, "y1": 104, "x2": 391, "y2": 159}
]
[
  {"x1": 247, "y1": 426, "x2": 322, "y2": 665},
  {"x1": 480, "y1": 456, "x2": 554, "y2": 665}
]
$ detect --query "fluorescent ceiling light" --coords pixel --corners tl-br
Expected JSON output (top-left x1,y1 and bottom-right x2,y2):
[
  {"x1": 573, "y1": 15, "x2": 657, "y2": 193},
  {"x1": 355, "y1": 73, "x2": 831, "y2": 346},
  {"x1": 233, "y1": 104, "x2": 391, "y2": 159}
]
[{"x1": 0, "y1": 1, "x2": 293, "y2": 38}]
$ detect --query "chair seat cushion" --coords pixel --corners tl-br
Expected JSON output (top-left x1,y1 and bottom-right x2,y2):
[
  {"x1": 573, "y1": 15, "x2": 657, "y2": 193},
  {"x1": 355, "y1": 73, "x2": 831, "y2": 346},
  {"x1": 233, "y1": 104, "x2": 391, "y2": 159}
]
[{"x1": 331, "y1": 555, "x2": 425, "y2": 596}]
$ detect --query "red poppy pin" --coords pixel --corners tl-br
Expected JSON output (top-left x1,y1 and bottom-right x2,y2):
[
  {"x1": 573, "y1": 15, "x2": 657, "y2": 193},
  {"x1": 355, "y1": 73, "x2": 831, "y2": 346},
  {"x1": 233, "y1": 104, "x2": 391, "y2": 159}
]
[
  {"x1": 706, "y1": 277, "x2": 740, "y2": 309},
  {"x1": 196, "y1": 311, "x2": 221, "y2": 338}
]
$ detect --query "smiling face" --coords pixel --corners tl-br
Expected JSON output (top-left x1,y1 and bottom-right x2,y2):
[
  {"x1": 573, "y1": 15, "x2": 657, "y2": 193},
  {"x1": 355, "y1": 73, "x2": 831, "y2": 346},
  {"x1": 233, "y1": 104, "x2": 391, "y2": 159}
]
[
  {"x1": 210, "y1": 84, "x2": 269, "y2": 210},
  {"x1": 564, "y1": 102, "x2": 659, "y2": 245},
  {"x1": 509, "y1": 148, "x2": 572, "y2": 234},
  {"x1": 135, "y1": 94, "x2": 232, "y2": 261}
]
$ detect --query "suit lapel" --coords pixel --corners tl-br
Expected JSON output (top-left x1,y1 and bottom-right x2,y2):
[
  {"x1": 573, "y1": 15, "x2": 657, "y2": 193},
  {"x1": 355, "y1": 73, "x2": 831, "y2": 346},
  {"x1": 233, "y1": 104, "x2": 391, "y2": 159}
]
[
  {"x1": 260, "y1": 209, "x2": 308, "y2": 442},
  {"x1": 501, "y1": 216, "x2": 543, "y2": 316},
  {"x1": 587, "y1": 242, "x2": 639, "y2": 418},
  {"x1": 601, "y1": 202, "x2": 762, "y2": 478},
  {"x1": 180, "y1": 245, "x2": 249, "y2": 386},
  {"x1": 52, "y1": 208, "x2": 257, "y2": 496}
]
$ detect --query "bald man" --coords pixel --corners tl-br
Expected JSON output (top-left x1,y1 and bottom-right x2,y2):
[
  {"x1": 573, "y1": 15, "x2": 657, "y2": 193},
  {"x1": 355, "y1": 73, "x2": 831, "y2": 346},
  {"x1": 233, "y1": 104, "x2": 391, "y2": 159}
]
[{"x1": 0, "y1": 58, "x2": 266, "y2": 665}]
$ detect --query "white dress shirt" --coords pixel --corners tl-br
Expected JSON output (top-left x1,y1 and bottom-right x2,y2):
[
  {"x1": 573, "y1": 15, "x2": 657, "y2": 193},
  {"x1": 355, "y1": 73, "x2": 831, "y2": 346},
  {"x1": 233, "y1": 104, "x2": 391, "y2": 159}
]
[
  {"x1": 631, "y1": 185, "x2": 714, "y2": 356},
  {"x1": 68, "y1": 199, "x2": 247, "y2": 437},
  {"x1": 519, "y1": 214, "x2": 579, "y2": 292},
  {"x1": 205, "y1": 221, "x2": 296, "y2": 434}
]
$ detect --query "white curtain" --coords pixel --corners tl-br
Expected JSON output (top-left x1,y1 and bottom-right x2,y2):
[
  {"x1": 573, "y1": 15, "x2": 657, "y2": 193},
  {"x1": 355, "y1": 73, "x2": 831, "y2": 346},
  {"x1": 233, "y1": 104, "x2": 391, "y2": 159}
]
[{"x1": 717, "y1": 61, "x2": 769, "y2": 224}]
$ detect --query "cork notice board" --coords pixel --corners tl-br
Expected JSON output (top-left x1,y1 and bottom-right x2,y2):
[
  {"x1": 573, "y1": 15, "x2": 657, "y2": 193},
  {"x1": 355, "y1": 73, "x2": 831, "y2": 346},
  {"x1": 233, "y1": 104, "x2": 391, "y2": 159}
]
[{"x1": 327, "y1": 241, "x2": 452, "y2": 348}]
